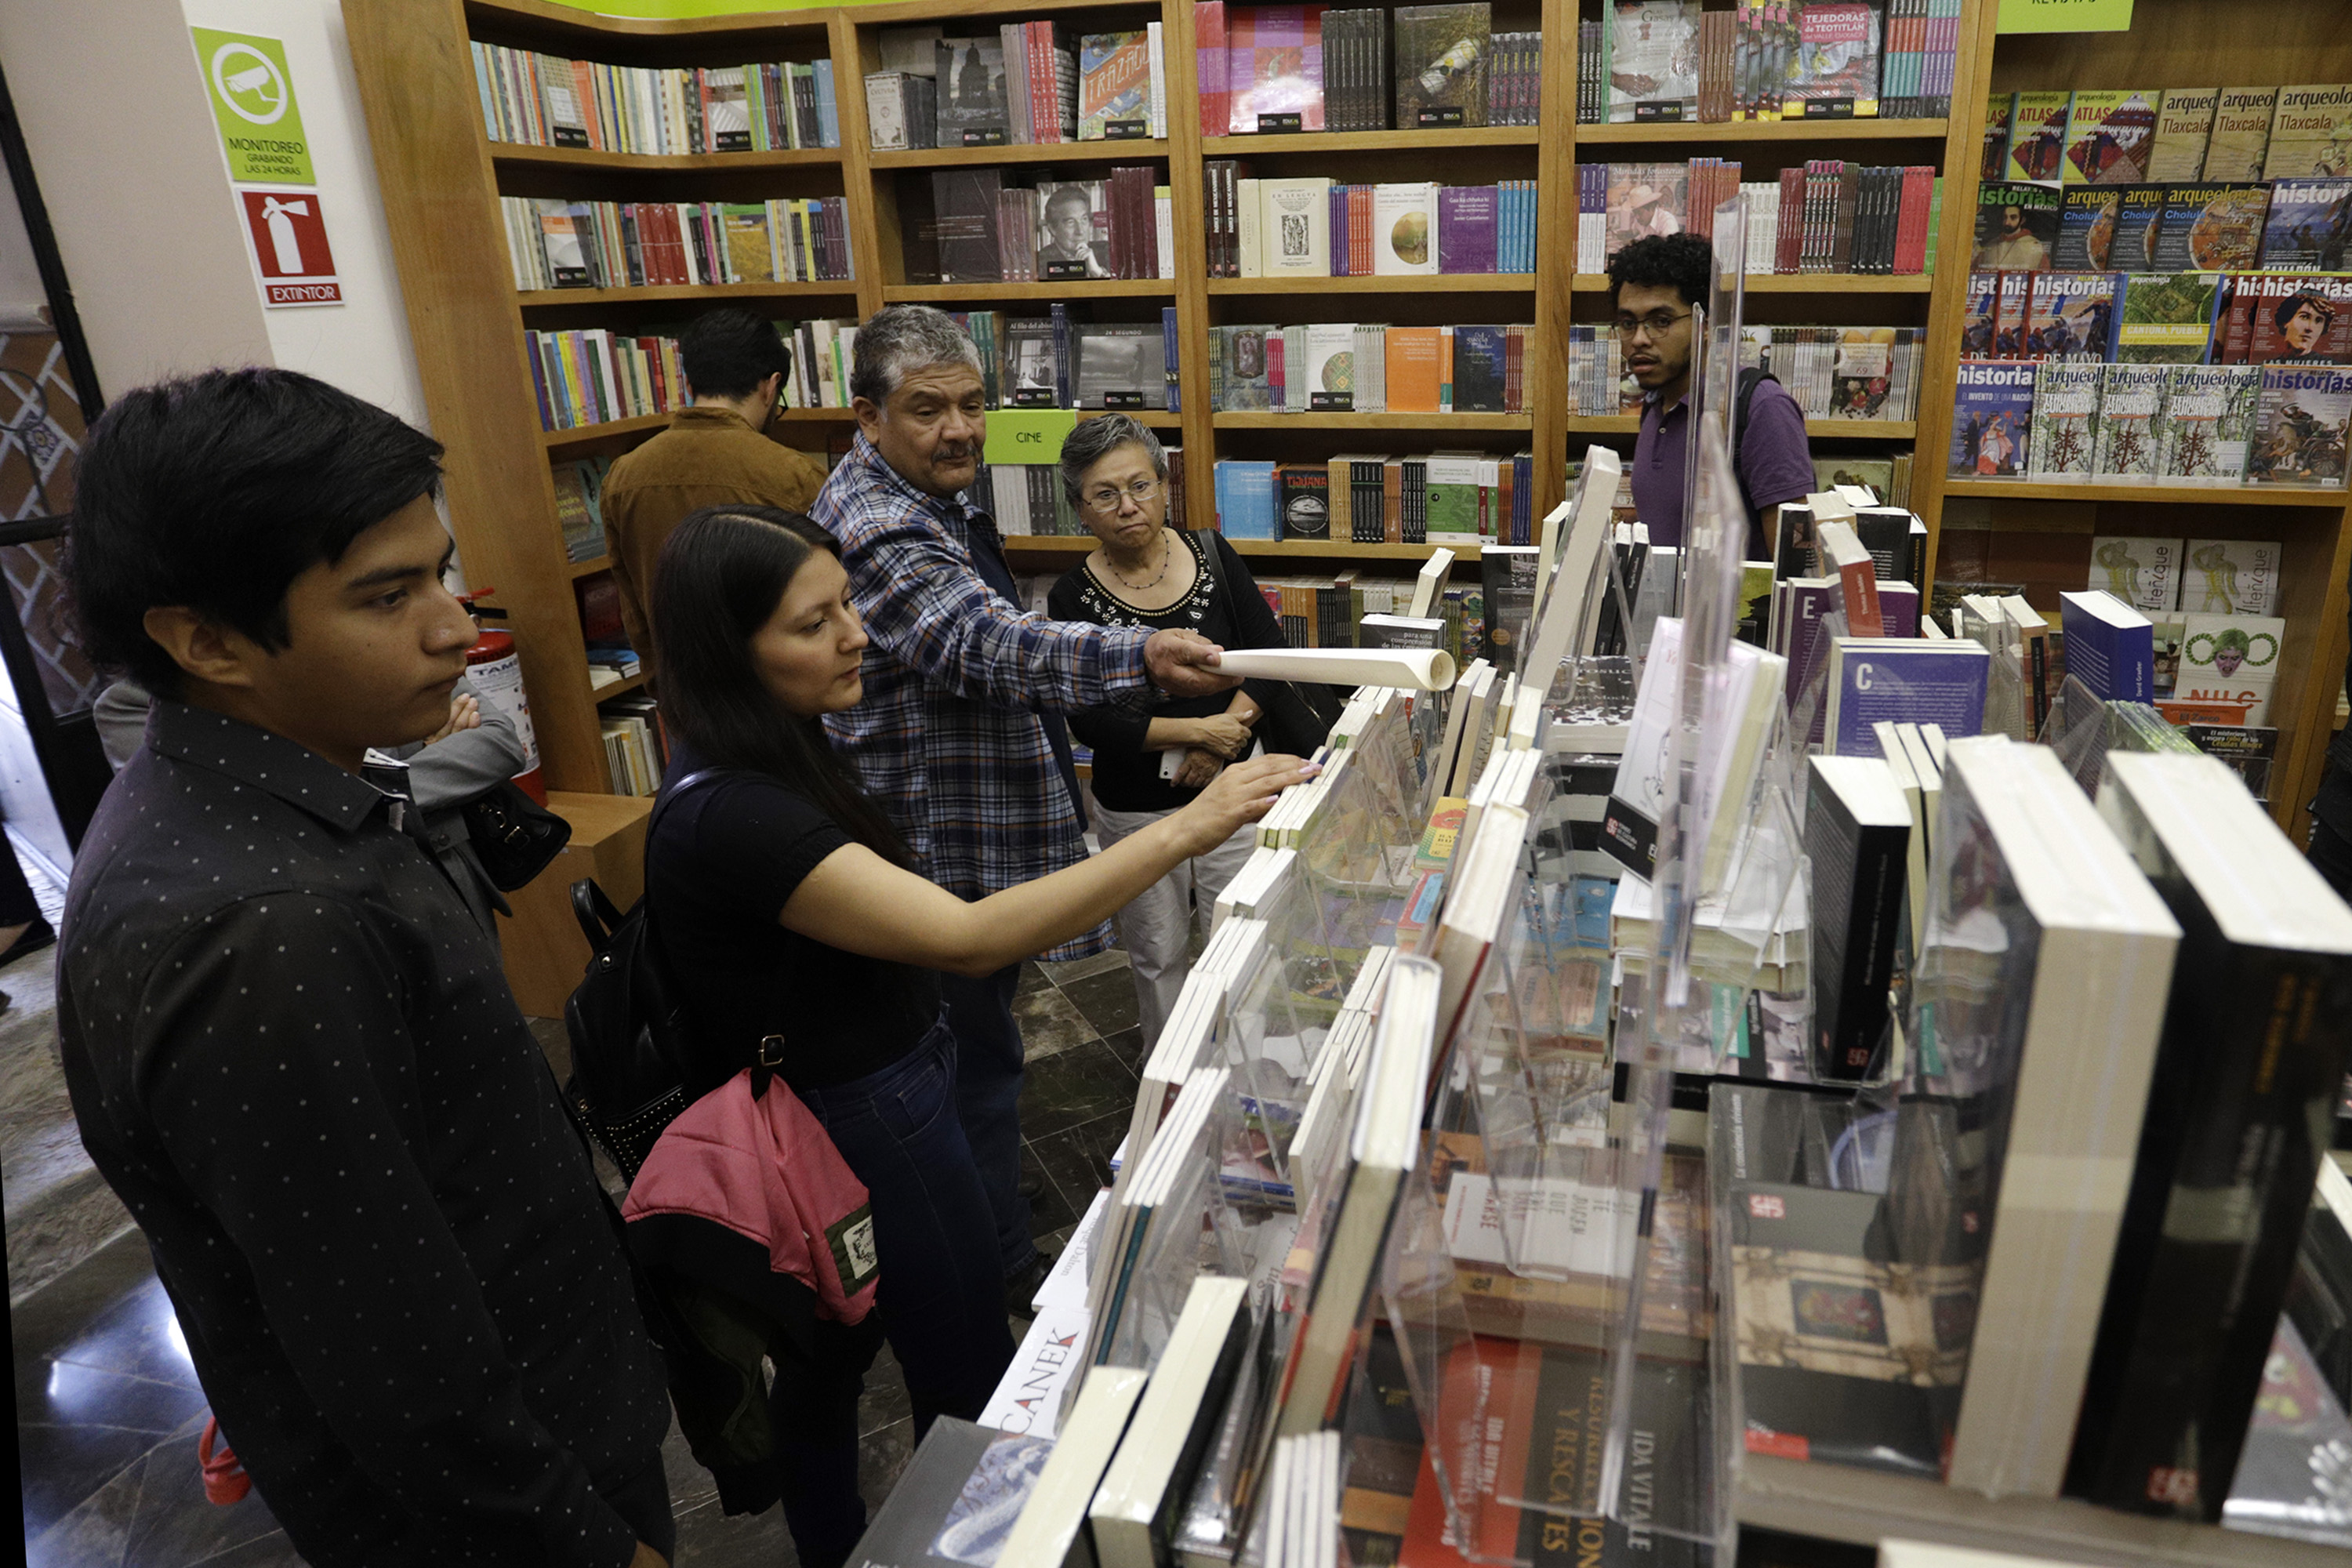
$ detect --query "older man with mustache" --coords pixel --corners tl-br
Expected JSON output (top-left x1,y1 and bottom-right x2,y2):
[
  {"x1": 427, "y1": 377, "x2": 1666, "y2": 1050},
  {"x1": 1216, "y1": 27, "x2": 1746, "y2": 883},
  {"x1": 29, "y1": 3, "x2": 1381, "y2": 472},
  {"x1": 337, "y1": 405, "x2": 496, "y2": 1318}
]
[{"x1": 811, "y1": 306, "x2": 1237, "y2": 1312}]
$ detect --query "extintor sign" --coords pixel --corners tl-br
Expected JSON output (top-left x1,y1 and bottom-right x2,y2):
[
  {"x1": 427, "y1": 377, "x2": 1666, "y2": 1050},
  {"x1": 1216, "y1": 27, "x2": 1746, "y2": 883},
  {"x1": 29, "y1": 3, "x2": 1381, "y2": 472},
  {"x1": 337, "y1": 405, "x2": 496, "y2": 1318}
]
[{"x1": 237, "y1": 188, "x2": 343, "y2": 307}]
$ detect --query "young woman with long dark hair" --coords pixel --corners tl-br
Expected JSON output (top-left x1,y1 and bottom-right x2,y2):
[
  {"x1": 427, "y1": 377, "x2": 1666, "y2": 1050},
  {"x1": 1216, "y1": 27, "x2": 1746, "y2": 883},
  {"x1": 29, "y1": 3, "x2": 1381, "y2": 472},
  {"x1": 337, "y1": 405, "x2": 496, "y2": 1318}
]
[{"x1": 644, "y1": 506, "x2": 1311, "y2": 1566}]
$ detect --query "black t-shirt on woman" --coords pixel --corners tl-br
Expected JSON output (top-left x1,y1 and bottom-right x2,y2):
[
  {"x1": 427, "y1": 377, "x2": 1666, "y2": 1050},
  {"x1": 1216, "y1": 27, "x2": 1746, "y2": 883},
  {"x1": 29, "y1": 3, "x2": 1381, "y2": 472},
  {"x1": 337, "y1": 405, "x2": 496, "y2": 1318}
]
[
  {"x1": 1050, "y1": 529, "x2": 1287, "y2": 813},
  {"x1": 647, "y1": 743, "x2": 940, "y2": 1094}
]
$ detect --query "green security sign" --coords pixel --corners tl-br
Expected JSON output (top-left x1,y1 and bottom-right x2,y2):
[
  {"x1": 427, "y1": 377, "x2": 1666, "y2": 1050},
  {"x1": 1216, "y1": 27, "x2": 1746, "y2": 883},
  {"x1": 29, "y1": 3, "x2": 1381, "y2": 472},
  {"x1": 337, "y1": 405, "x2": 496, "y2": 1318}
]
[{"x1": 192, "y1": 28, "x2": 315, "y2": 185}]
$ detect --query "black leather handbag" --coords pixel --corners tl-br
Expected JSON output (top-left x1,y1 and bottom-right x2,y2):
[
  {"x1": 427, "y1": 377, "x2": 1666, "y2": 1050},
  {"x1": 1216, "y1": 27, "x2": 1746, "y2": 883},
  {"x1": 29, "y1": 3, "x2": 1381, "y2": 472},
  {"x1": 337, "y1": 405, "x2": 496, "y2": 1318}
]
[{"x1": 463, "y1": 779, "x2": 572, "y2": 891}]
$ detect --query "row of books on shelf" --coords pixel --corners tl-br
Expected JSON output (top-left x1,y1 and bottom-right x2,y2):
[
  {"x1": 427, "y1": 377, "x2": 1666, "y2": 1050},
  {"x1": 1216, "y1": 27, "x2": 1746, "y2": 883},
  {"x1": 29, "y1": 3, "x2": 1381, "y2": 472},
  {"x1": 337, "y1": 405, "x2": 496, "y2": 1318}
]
[
  {"x1": 1987, "y1": 84, "x2": 2352, "y2": 187},
  {"x1": 1207, "y1": 323, "x2": 1525, "y2": 416},
  {"x1": 526, "y1": 327, "x2": 681, "y2": 432},
  {"x1": 1214, "y1": 452, "x2": 1537, "y2": 553},
  {"x1": 1576, "y1": 159, "x2": 1944, "y2": 277},
  {"x1": 1978, "y1": 176, "x2": 2352, "y2": 276},
  {"x1": 1962, "y1": 270, "x2": 2352, "y2": 365},
  {"x1": 1744, "y1": 325, "x2": 1927, "y2": 422},
  {"x1": 470, "y1": 43, "x2": 840, "y2": 154},
  {"x1": 1951, "y1": 358, "x2": 2350, "y2": 488},
  {"x1": 899, "y1": 168, "x2": 1172, "y2": 285},
  {"x1": 1576, "y1": 0, "x2": 1956, "y2": 125},
  {"x1": 1202, "y1": 169, "x2": 1540, "y2": 278},
  {"x1": 599, "y1": 695, "x2": 664, "y2": 797},
  {"x1": 889, "y1": 21, "x2": 1122, "y2": 151},
  {"x1": 499, "y1": 196, "x2": 854, "y2": 292},
  {"x1": 1196, "y1": 3, "x2": 1537, "y2": 135}
]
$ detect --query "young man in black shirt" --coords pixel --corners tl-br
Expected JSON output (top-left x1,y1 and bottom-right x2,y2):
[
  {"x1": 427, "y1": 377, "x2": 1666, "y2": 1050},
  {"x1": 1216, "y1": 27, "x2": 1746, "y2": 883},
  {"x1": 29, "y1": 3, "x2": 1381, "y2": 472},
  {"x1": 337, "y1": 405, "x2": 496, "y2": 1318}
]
[{"x1": 58, "y1": 369, "x2": 673, "y2": 1568}]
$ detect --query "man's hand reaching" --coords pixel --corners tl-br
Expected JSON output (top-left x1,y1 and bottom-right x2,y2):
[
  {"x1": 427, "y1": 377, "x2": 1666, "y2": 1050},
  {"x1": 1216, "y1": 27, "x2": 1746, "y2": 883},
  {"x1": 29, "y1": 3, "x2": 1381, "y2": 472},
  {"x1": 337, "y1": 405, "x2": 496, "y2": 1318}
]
[{"x1": 1144, "y1": 629, "x2": 1241, "y2": 699}]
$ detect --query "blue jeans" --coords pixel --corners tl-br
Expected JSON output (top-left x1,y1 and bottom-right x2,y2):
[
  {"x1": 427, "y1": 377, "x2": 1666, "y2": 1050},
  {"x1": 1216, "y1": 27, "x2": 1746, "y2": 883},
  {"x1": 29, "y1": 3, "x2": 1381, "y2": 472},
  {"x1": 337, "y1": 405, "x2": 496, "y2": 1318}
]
[
  {"x1": 784, "y1": 1020, "x2": 1017, "y2": 1566},
  {"x1": 939, "y1": 964, "x2": 1039, "y2": 1276}
]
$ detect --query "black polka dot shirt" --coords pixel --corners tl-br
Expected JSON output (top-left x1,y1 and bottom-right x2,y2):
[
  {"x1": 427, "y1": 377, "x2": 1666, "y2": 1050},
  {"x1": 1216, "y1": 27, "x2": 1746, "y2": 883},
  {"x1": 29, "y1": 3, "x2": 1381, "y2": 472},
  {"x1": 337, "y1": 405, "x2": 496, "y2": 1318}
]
[{"x1": 56, "y1": 700, "x2": 670, "y2": 1566}]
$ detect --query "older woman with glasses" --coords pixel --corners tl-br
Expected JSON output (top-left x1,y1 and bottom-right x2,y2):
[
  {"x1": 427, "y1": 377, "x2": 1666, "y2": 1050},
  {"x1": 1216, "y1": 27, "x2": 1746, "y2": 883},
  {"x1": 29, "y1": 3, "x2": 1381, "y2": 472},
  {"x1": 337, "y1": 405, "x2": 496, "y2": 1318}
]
[{"x1": 1048, "y1": 415, "x2": 1289, "y2": 1045}]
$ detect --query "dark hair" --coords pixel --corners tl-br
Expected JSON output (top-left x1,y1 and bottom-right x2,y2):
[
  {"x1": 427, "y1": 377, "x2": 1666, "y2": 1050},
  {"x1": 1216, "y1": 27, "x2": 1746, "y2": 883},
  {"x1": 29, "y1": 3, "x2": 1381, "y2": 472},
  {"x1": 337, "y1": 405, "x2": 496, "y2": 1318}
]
[
  {"x1": 679, "y1": 307, "x2": 793, "y2": 401},
  {"x1": 1606, "y1": 233, "x2": 1712, "y2": 312},
  {"x1": 2276, "y1": 290, "x2": 2337, "y2": 332},
  {"x1": 69, "y1": 368, "x2": 444, "y2": 695},
  {"x1": 651, "y1": 506, "x2": 913, "y2": 867}
]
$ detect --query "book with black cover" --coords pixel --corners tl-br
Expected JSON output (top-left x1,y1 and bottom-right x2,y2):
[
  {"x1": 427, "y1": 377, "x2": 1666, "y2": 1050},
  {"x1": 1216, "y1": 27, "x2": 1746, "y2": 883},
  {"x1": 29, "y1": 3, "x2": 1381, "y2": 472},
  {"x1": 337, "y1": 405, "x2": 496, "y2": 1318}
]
[
  {"x1": 1805, "y1": 755, "x2": 1911, "y2": 1082},
  {"x1": 1479, "y1": 546, "x2": 1539, "y2": 675},
  {"x1": 929, "y1": 168, "x2": 1004, "y2": 283},
  {"x1": 2068, "y1": 753, "x2": 2352, "y2": 1521},
  {"x1": 1277, "y1": 463, "x2": 1331, "y2": 541}
]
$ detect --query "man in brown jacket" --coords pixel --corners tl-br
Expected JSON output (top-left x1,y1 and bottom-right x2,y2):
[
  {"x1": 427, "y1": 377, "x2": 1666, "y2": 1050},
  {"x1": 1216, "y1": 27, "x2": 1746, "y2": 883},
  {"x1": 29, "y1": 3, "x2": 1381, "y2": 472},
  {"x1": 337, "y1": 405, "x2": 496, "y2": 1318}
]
[{"x1": 602, "y1": 308, "x2": 827, "y2": 669}]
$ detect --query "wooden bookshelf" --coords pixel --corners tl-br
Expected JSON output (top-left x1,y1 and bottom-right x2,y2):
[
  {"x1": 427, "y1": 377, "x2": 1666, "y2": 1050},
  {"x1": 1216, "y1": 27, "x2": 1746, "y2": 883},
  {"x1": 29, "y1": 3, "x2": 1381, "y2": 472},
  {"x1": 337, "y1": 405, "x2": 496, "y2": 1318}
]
[
  {"x1": 1913, "y1": 0, "x2": 2352, "y2": 837},
  {"x1": 344, "y1": 0, "x2": 2017, "y2": 797}
]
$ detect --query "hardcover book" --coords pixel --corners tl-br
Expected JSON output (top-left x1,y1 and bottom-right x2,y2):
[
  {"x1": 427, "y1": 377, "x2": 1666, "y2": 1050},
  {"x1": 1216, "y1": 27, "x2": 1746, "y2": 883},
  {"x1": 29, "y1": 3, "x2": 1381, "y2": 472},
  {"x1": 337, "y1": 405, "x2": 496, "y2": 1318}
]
[
  {"x1": 934, "y1": 38, "x2": 1010, "y2": 145},
  {"x1": 2092, "y1": 363, "x2": 2169, "y2": 481},
  {"x1": 1077, "y1": 31, "x2": 1152, "y2": 140},
  {"x1": 1780, "y1": 2, "x2": 1882, "y2": 119},
  {"x1": 2204, "y1": 85, "x2": 2279, "y2": 182},
  {"x1": 2027, "y1": 362, "x2": 2101, "y2": 481},
  {"x1": 1805, "y1": 754, "x2": 1912, "y2": 1080},
  {"x1": 2248, "y1": 364, "x2": 2352, "y2": 485},
  {"x1": 1605, "y1": 0, "x2": 1700, "y2": 124},
  {"x1": 2147, "y1": 86, "x2": 2220, "y2": 182},
  {"x1": 2114, "y1": 272, "x2": 2220, "y2": 365},
  {"x1": 2259, "y1": 178, "x2": 2352, "y2": 270},
  {"x1": 2155, "y1": 367, "x2": 2260, "y2": 485},
  {"x1": 1948, "y1": 360, "x2": 2035, "y2": 479},
  {"x1": 1972, "y1": 182, "x2": 2058, "y2": 272},
  {"x1": 1071, "y1": 323, "x2": 1167, "y2": 409},
  {"x1": 1606, "y1": 162, "x2": 1691, "y2": 260},
  {"x1": 2181, "y1": 537, "x2": 2281, "y2": 615},
  {"x1": 1394, "y1": 3, "x2": 1493, "y2": 129},
  {"x1": 2071, "y1": 754, "x2": 2352, "y2": 1521},
  {"x1": 2063, "y1": 89, "x2": 2157, "y2": 185},
  {"x1": 1228, "y1": 4, "x2": 1327, "y2": 132},
  {"x1": 2004, "y1": 89, "x2": 2073, "y2": 182},
  {"x1": 2059, "y1": 590, "x2": 2156, "y2": 702},
  {"x1": 2261, "y1": 83, "x2": 2352, "y2": 180},
  {"x1": 2151, "y1": 183, "x2": 2268, "y2": 273}
]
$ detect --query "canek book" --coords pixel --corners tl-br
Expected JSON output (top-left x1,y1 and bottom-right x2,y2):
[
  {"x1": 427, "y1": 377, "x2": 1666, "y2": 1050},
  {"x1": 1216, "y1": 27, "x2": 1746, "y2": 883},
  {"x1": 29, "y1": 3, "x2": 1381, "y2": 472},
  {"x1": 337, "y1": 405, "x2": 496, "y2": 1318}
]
[
  {"x1": 1948, "y1": 360, "x2": 2034, "y2": 478},
  {"x1": 2072, "y1": 755, "x2": 2352, "y2": 1521}
]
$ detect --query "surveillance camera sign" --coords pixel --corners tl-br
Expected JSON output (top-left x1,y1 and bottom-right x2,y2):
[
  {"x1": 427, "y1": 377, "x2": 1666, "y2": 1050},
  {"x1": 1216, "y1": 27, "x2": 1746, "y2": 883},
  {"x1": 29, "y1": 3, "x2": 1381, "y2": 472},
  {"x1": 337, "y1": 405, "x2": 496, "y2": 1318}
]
[
  {"x1": 238, "y1": 189, "x2": 343, "y2": 307},
  {"x1": 193, "y1": 30, "x2": 314, "y2": 184}
]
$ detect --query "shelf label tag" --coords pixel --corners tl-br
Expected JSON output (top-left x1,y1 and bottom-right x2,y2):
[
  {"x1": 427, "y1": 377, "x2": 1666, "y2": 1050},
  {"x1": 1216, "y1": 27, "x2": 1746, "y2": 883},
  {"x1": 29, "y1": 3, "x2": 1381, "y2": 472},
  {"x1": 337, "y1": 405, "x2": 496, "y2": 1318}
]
[
  {"x1": 1996, "y1": 0, "x2": 2134, "y2": 32},
  {"x1": 983, "y1": 409, "x2": 1079, "y2": 466},
  {"x1": 192, "y1": 29, "x2": 314, "y2": 184}
]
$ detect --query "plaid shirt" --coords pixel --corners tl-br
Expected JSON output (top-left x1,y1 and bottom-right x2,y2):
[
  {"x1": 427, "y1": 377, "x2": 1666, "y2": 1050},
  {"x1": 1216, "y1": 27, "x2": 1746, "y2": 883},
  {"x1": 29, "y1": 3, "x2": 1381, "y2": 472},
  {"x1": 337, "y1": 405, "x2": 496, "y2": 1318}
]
[{"x1": 815, "y1": 433, "x2": 1152, "y2": 960}]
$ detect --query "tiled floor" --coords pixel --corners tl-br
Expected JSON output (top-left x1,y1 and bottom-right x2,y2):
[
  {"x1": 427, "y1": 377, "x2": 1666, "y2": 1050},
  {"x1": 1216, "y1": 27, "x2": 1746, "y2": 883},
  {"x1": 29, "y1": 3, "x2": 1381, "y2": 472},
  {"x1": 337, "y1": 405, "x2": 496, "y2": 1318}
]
[{"x1": 15, "y1": 949, "x2": 1152, "y2": 1567}]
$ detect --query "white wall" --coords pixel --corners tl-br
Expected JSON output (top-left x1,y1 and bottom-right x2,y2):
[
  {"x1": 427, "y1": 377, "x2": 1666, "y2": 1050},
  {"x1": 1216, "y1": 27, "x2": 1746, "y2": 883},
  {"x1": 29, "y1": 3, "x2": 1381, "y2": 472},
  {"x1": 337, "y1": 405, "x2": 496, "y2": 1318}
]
[
  {"x1": 0, "y1": 0, "x2": 272, "y2": 395},
  {"x1": 2, "y1": 0, "x2": 428, "y2": 426},
  {"x1": 180, "y1": 0, "x2": 429, "y2": 429},
  {"x1": 0, "y1": 178, "x2": 46, "y2": 330}
]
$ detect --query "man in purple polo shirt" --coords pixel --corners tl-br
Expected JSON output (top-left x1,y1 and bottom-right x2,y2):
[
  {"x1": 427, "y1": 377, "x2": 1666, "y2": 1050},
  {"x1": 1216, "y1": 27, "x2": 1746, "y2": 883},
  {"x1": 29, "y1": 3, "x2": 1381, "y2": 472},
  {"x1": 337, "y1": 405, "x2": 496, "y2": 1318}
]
[{"x1": 1610, "y1": 234, "x2": 1815, "y2": 556}]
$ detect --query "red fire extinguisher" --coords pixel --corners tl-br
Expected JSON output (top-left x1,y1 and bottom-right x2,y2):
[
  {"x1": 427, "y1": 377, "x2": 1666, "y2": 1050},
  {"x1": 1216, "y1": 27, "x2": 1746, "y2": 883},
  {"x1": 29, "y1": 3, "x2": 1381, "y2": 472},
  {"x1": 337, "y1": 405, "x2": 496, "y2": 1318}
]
[{"x1": 456, "y1": 592, "x2": 547, "y2": 804}]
